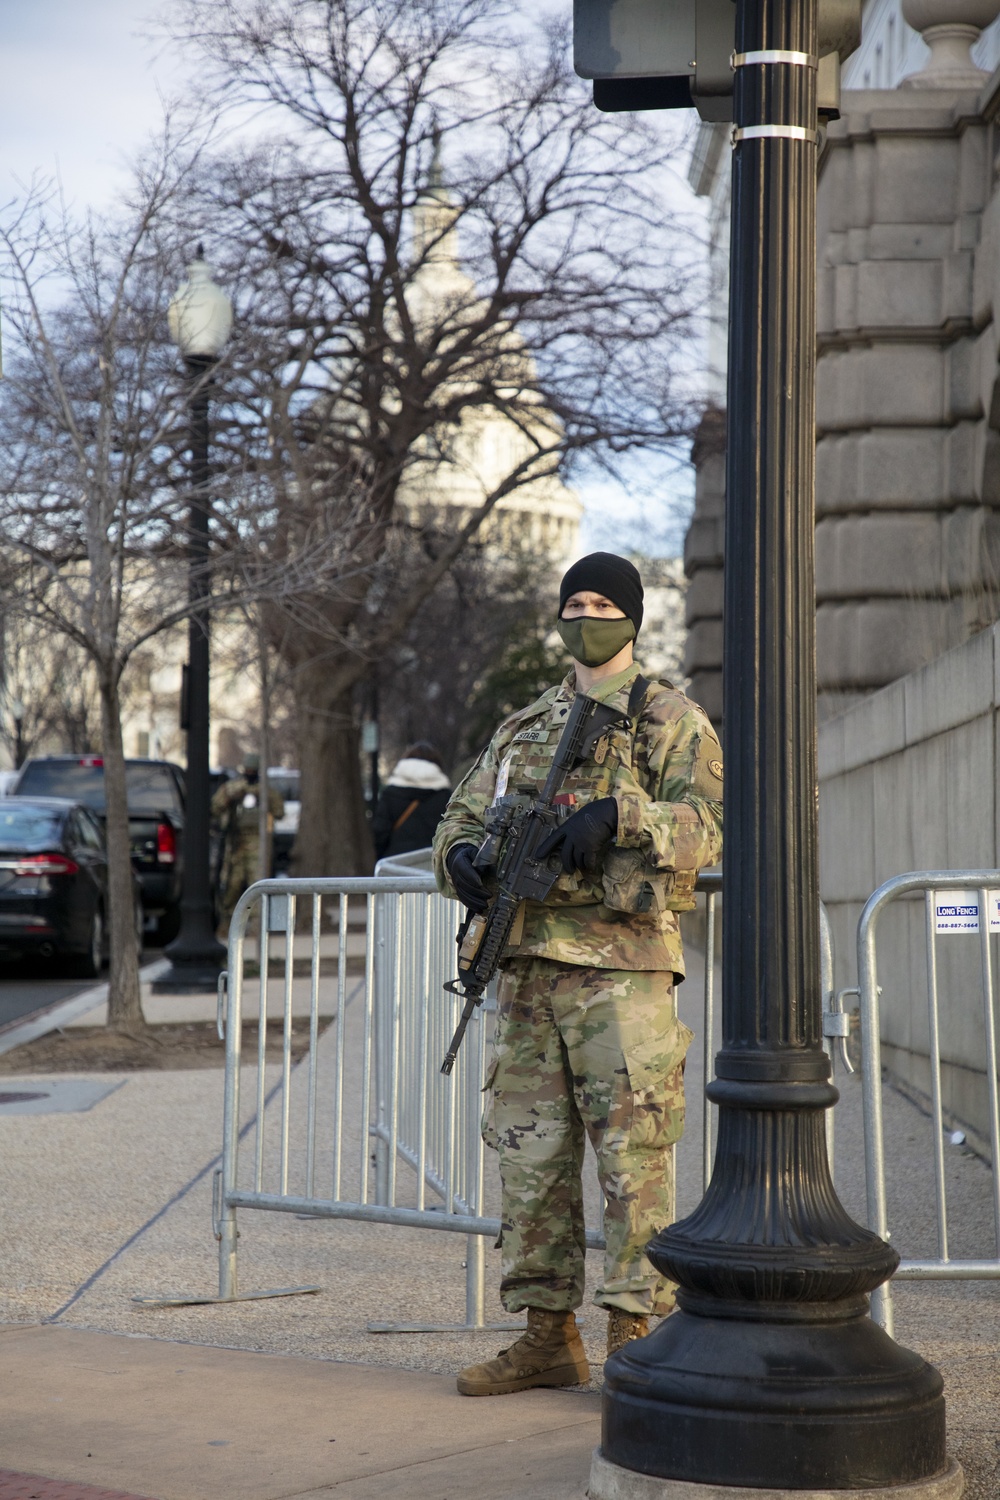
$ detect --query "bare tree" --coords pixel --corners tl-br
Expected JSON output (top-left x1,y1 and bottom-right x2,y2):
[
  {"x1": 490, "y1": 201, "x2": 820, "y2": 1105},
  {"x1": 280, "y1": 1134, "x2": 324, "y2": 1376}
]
[
  {"x1": 375, "y1": 537, "x2": 567, "y2": 775},
  {"x1": 0, "y1": 607, "x2": 102, "y2": 762},
  {"x1": 169, "y1": 0, "x2": 704, "y2": 875},
  {"x1": 0, "y1": 140, "x2": 227, "y2": 1029}
]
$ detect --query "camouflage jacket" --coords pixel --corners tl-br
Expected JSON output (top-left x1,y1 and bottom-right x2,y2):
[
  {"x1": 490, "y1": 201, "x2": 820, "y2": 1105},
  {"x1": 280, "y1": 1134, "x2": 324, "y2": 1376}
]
[
  {"x1": 211, "y1": 778, "x2": 284, "y2": 841},
  {"x1": 432, "y1": 662, "x2": 723, "y2": 974}
]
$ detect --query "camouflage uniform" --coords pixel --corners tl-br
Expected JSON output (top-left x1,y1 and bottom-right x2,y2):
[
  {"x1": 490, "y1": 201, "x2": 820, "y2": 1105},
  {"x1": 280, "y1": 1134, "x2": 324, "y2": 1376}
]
[
  {"x1": 212, "y1": 776, "x2": 284, "y2": 933},
  {"x1": 433, "y1": 661, "x2": 723, "y2": 1317}
]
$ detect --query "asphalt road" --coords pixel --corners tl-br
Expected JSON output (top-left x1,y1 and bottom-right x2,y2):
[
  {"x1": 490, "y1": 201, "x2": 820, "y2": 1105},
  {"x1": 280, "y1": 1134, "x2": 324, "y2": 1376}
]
[{"x1": 0, "y1": 949, "x2": 163, "y2": 1031}]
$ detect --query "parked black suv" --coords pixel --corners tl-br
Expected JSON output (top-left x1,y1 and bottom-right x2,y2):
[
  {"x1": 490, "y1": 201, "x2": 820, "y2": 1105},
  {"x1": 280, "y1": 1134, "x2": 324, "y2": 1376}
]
[{"x1": 11, "y1": 757, "x2": 186, "y2": 942}]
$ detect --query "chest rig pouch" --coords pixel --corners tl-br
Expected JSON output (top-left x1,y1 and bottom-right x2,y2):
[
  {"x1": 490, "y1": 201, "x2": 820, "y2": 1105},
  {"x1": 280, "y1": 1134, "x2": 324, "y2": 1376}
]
[{"x1": 600, "y1": 675, "x2": 699, "y2": 917}]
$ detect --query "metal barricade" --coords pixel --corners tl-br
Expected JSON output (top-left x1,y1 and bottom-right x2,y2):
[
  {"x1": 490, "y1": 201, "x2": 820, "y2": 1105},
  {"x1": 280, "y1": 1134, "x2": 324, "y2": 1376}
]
[
  {"x1": 212, "y1": 875, "x2": 535, "y2": 1330},
  {"x1": 139, "y1": 867, "x2": 848, "y2": 1327},
  {"x1": 858, "y1": 870, "x2": 1000, "y2": 1335},
  {"x1": 199, "y1": 872, "x2": 735, "y2": 1327},
  {"x1": 697, "y1": 886, "x2": 841, "y2": 1176}
]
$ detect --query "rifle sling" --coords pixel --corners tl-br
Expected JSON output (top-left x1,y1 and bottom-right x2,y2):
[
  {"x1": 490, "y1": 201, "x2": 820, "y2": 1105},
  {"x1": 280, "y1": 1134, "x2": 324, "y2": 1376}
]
[{"x1": 626, "y1": 672, "x2": 651, "y2": 723}]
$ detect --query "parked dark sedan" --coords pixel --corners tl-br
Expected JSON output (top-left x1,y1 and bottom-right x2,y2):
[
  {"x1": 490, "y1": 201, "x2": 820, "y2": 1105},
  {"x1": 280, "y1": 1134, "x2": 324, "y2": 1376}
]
[
  {"x1": 11, "y1": 757, "x2": 185, "y2": 941},
  {"x1": 0, "y1": 798, "x2": 117, "y2": 976}
]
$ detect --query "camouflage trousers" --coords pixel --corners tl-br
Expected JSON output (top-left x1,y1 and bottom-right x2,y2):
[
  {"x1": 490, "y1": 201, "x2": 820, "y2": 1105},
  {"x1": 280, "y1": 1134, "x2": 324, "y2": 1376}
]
[
  {"x1": 217, "y1": 839, "x2": 261, "y2": 936},
  {"x1": 484, "y1": 956, "x2": 693, "y2": 1318}
]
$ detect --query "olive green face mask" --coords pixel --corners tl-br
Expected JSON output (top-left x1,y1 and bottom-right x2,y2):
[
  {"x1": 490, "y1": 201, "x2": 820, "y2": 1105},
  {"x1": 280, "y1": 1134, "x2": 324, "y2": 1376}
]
[{"x1": 557, "y1": 616, "x2": 636, "y2": 668}]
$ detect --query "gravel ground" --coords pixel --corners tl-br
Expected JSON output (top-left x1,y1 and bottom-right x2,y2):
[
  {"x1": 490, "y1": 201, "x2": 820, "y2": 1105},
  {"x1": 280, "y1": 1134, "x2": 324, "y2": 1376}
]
[{"x1": 0, "y1": 943, "x2": 998, "y2": 1494}]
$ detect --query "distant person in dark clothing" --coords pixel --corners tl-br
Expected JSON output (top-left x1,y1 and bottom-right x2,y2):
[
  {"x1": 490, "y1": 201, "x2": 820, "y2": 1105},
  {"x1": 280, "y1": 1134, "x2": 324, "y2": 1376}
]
[{"x1": 373, "y1": 742, "x2": 452, "y2": 861}]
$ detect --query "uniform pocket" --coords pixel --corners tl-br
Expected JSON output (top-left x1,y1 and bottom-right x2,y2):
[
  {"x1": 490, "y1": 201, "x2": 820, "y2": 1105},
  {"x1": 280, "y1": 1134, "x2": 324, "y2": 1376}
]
[
  {"x1": 481, "y1": 1055, "x2": 500, "y2": 1151},
  {"x1": 623, "y1": 1018, "x2": 694, "y2": 1150}
]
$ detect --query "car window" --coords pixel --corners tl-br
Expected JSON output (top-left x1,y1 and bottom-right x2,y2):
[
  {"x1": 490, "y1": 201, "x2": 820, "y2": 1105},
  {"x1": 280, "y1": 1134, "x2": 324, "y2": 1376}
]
[
  {"x1": 0, "y1": 804, "x2": 66, "y2": 850},
  {"x1": 77, "y1": 810, "x2": 104, "y2": 851},
  {"x1": 14, "y1": 761, "x2": 183, "y2": 815},
  {"x1": 124, "y1": 764, "x2": 183, "y2": 815},
  {"x1": 16, "y1": 762, "x2": 106, "y2": 806}
]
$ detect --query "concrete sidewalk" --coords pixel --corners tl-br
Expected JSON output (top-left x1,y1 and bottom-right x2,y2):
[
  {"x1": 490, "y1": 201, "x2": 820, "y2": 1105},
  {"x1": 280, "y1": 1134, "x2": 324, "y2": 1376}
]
[
  {"x1": 0, "y1": 1325, "x2": 599, "y2": 1500},
  {"x1": 1, "y1": 946, "x2": 1000, "y2": 1498}
]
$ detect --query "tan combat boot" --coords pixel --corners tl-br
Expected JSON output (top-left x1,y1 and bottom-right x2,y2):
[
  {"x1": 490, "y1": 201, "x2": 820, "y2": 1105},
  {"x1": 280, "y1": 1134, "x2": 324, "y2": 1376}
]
[
  {"x1": 457, "y1": 1309, "x2": 590, "y2": 1396},
  {"x1": 607, "y1": 1309, "x2": 649, "y2": 1358}
]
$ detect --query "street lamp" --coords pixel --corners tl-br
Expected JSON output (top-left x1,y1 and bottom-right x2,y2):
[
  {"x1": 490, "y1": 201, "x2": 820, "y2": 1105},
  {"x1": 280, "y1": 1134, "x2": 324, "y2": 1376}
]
[
  {"x1": 155, "y1": 249, "x2": 233, "y2": 992},
  {"x1": 595, "y1": 0, "x2": 951, "y2": 1494}
]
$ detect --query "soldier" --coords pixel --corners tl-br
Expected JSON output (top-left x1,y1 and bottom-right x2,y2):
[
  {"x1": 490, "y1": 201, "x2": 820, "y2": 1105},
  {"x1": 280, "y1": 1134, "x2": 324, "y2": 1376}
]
[
  {"x1": 212, "y1": 754, "x2": 284, "y2": 937},
  {"x1": 432, "y1": 552, "x2": 722, "y2": 1396}
]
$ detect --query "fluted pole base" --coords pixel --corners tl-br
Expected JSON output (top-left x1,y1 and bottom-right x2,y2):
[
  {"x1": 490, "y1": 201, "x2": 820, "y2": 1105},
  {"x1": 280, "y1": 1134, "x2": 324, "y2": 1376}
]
[
  {"x1": 601, "y1": 1097, "x2": 947, "y2": 1488},
  {"x1": 601, "y1": 1301, "x2": 945, "y2": 1489}
]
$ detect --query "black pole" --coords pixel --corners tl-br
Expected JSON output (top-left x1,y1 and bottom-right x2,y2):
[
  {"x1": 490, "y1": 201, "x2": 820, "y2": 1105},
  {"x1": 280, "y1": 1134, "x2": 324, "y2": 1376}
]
[
  {"x1": 14, "y1": 716, "x2": 23, "y2": 770},
  {"x1": 370, "y1": 679, "x2": 380, "y2": 809},
  {"x1": 156, "y1": 354, "x2": 226, "y2": 990},
  {"x1": 598, "y1": 0, "x2": 949, "y2": 1488}
]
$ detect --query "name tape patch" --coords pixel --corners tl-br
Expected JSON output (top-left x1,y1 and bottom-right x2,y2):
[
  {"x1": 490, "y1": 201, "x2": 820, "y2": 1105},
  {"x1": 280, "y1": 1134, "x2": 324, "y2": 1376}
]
[{"x1": 512, "y1": 728, "x2": 549, "y2": 744}]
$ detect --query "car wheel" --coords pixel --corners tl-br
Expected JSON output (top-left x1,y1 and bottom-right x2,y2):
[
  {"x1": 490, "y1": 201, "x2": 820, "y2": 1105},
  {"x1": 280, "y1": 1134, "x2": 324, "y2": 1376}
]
[{"x1": 65, "y1": 905, "x2": 103, "y2": 980}]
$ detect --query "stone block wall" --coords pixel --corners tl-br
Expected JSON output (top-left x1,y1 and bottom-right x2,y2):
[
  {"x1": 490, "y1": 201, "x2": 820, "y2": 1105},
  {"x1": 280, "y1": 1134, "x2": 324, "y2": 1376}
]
[
  {"x1": 683, "y1": 406, "x2": 726, "y2": 729},
  {"x1": 683, "y1": 76, "x2": 1000, "y2": 726},
  {"x1": 819, "y1": 622, "x2": 1000, "y2": 1148},
  {"x1": 817, "y1": 87, "x2": 1000, "y2": 720}
]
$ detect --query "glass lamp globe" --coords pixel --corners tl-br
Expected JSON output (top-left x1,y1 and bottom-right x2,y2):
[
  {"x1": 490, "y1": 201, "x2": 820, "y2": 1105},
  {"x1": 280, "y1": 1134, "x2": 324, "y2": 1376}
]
[{"x1": 168, "y1": 254, "x2": 233, "y2": 359}]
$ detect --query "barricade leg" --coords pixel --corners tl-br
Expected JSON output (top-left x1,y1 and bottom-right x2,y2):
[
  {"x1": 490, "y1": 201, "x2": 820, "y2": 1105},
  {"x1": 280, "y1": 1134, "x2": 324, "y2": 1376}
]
[
  {"x1": 465, "y1": 1232, "x2": 485, "y2": 1326},
  {"x1": 218, "y1": 1199, "x2": 239, "y2": 1300},
  {"x1": 367, "y1": 1228, "x2": 528, "y2": 1334}
]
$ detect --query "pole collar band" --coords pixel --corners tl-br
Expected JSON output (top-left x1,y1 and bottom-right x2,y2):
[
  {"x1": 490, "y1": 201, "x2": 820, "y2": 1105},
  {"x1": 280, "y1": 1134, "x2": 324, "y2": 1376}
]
[
  {"x1": 732, "y1": 124, "x2": 819, "y2": 145},
  {"x1": 732, "y1": 49, "x2": 818, "y2": 68}
]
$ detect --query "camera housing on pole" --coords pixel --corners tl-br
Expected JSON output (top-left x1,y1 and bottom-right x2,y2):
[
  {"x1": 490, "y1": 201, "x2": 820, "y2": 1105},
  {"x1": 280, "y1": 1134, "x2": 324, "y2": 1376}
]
[{"x1": 573, "y1": 0, "x2": 861, "y2": 118}]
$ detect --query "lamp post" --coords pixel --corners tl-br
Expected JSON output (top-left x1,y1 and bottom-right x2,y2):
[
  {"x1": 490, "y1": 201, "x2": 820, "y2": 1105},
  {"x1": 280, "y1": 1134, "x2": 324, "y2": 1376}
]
[
  {"x1": 155, "y1": 249, "x2": 233, "y2": 992},
  {"x1": 595, "y1": 0, "x2": 954, "y2": 1494}
]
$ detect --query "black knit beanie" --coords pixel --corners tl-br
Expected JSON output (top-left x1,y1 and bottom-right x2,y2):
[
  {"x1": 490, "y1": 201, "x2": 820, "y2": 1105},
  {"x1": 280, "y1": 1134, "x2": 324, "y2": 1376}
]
[{"x1": 558, "y1": 552, "x2": 644, "y2": 633}]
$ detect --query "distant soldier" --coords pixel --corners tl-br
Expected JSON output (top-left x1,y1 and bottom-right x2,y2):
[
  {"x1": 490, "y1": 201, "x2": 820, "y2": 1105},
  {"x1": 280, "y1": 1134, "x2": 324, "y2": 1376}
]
[{"x1": 212, "y1": 754, "x2": 284, "y2": 936}]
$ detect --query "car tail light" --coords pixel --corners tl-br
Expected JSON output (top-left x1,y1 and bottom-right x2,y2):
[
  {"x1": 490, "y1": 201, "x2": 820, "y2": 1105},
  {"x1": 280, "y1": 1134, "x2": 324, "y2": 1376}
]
[
  {"x1": 79, "y1": 756, "x2": 104, "y2": 767},
  {"x1": 14, "y1": 853, "x2": 79, "y2": 876},
  {"x1": 156, "y1": 822, "x2": 177, "y2": 864}
]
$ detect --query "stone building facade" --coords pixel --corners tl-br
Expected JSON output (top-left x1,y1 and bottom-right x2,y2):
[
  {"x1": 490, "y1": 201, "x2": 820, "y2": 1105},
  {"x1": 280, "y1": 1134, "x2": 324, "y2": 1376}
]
[{"x1": 684, "y1": 0, "x2": 1000, "y2": 727}]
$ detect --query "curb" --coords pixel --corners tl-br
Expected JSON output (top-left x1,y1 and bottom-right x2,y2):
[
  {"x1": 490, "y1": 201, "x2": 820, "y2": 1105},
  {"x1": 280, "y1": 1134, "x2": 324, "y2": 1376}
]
[{"x1": 0, "y1": 958, "x2": 170, "y2": 1057}]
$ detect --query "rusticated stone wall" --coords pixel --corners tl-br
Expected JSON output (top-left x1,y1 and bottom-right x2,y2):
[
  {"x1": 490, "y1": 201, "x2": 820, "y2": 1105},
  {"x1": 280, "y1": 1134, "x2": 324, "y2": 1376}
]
[
  {"x1": 816, "y1": 84, "x2": 1000, "y2": 720},
  {"x1": 682, "y1": 75, "x2": 1000, "y2": 726},
  {"x1": 682, "y1": 406, "x2": 726, "y2": 731}
]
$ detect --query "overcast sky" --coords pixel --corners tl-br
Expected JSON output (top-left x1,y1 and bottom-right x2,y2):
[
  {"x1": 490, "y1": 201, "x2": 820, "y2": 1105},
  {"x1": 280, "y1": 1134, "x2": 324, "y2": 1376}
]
[
  {"x1": 2, "y1": 0, "x2": 178, "y2": 209},
  {"x1": 1, "y1": 0, "x2": 702, "y2": 555}
]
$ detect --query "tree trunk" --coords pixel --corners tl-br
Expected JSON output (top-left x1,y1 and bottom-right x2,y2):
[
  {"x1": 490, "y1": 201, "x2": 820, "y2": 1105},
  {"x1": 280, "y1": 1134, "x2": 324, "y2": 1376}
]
[
  {"x1": 99, "y1": 670, "x2": 145, "y2": 1031},
  {"x1": 290, "y1": 666, "x2": 373, "y2": 877}
]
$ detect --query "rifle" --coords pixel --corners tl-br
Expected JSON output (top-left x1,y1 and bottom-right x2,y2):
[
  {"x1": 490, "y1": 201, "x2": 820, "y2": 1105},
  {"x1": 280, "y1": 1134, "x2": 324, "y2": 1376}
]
[{"x1": 440, "y1": 691, "x2": 630, "y2": 1075}]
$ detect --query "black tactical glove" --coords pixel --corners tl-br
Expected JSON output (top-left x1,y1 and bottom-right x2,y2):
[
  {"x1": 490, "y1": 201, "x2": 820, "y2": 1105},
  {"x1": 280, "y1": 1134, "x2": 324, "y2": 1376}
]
[
  {"x1": 537, "y1": 797, "x2": 619, "y2": 876},
  {"x1": 446, "y1": 843, "x2": 490, "y2": 913}
]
